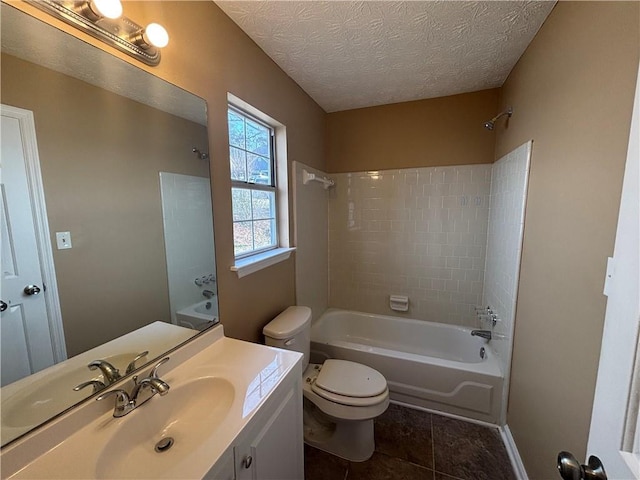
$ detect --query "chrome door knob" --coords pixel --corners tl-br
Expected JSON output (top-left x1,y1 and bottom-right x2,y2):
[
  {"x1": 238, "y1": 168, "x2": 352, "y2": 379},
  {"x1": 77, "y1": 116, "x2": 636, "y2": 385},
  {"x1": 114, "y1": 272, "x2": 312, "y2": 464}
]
[
  {"x1": 24, "y1": 285, "x2": 42, "y2": 295},
  {"x1": 558, "y1": 451, "x2": 607, "y2": 480},
  {"x1": 558, "y1": 452, "x2": 582, "y2": 480}
]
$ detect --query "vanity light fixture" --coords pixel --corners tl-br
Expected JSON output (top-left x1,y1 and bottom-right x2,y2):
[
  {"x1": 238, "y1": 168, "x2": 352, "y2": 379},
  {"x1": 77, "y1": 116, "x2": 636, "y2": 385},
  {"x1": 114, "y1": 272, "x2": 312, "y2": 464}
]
[
  {"x1": 26, "y1": 0, "x2": 169, "y2": 66},
  {"x1": 81, "y1": 0, "x2": 123, "y2": 21},
  {"x1": 135, "y1": 23, "x2": 170, "y2": 49}
]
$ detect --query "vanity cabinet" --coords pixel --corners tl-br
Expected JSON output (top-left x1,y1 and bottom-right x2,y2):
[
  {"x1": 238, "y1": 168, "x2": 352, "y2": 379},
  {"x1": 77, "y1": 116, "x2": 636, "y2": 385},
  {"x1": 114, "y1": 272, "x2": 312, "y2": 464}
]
[
  {"x1": 234, "y1": 387, "x2": 303, "y2": 479},
  {"x1": 205, "y1": 375, "x2": 303, "y2": 480},
  {"x1": 1, "y1": 327, "x2": 304, "y2": 480}
]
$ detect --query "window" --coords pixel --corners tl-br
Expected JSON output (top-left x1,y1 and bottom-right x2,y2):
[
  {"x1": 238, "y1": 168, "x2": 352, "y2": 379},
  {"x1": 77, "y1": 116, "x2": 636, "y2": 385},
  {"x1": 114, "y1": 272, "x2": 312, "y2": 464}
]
[{"x1": 228, "y1": 106, "x2": 278, "y2": 258}]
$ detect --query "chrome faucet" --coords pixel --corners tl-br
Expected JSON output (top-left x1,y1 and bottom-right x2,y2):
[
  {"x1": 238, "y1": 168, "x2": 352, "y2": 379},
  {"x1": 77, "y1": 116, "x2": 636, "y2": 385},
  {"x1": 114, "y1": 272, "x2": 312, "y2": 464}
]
[
  {"x1": 130, "y1": 376, "x2": 170, "y2": 399},
  {"x1": 471, "y1": 330, "x2": 492, "y2": 340},
  {"x1": 125, "y1": 351, "x2": 149, "y2": 374},
  {"x1": 97, "y1": 357, "x2": 170, "y2": 418},
  {"x1": 88, "y1": 359, "x2": 121, "y2": 384},
  {"x1": 73, "y1": 379, "x2": 106, "y2": 393},
  {"x1": 202, "y1": 289, "x2": 215, "y2": 299}
]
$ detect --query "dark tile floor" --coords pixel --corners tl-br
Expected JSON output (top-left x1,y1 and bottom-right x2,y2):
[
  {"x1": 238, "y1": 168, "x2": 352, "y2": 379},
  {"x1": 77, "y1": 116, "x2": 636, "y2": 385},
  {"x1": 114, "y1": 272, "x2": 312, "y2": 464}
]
[{"x1": 304, "y1": 403, "x2": 517, "y2": 480}]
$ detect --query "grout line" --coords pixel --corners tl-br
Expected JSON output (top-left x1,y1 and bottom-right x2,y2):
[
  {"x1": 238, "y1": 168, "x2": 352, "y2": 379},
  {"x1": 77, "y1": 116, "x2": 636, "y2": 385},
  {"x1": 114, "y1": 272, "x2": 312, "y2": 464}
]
[{"x1": 431, "y1": 412, "x2": 436, "y2": 479}]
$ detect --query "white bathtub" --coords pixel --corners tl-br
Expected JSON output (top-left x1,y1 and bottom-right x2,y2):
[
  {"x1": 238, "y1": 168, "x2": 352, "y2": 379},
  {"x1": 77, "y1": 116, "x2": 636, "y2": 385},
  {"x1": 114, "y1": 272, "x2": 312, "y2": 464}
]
[{"x1": 310, "y1": 309, "x2": 504, "y2": 424}]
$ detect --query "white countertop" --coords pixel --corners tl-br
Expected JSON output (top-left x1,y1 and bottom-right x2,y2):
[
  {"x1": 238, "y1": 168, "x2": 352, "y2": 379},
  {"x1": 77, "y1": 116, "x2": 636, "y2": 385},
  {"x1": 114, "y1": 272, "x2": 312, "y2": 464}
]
[
  {"x1": 1, "y1": 325, "x2": 302, "y2": 479},
  {"x1": 1, "y1": 322, "x2": 196, "y2": 446}
]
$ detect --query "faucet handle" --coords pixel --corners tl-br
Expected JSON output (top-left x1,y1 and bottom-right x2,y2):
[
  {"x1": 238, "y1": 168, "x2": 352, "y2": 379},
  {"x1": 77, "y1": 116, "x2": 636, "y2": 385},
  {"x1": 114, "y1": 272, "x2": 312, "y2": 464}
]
[
  {"x1": 150, "y1": 357, "x2": 170, "y2": 378},
  {"x1": 73, "y1": 380, "x2": 106, "y2": 393},
  {"x1": 125, "y1": 351, "x2": 149, "y2": 374}
]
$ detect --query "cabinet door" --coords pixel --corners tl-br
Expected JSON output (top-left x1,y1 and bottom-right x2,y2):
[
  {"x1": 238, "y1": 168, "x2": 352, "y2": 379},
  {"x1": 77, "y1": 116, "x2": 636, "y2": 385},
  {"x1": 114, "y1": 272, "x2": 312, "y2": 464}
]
[
  {"x1": 235, "y1": 388, "x2": 303, "y2": 480},
  {"x1": 204, "y1": 449, "x2": 235, "y2": 480}
]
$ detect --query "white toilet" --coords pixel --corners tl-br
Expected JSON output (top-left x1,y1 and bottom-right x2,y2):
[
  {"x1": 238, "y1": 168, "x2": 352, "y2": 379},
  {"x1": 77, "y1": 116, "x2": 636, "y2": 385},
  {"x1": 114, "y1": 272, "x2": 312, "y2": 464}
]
[{"x1": 263, "y1": 306, "x2": 389, "y2": 462}]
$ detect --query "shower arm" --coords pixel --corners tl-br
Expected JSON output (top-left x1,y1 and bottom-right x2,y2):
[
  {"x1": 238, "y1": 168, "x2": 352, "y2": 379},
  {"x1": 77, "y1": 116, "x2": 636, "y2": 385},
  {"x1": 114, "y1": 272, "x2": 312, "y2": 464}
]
[
  {"x1": 484, "y1": 106, "x2": 513, "y2": 130},
  {"x1": 490, "y1": 107, "x2": 513, "y2": 124}
]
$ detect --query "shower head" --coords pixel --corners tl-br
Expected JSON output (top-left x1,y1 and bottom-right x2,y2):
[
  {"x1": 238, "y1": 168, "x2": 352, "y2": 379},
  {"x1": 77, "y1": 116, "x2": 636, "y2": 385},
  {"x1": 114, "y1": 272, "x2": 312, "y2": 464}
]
[
  {"x1": 192, "y1": 147, "x2": 209, "y2": 160},
  {"x1": 483, "y1": 107, "x2": 513, "y2": 131}
]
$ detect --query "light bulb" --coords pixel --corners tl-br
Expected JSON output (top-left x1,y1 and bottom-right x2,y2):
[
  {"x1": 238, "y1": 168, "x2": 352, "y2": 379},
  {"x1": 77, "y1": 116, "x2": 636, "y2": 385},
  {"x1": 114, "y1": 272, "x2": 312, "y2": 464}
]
[
  {"x1": 143, "y1": 23, "x2": 169, "y2": 48},
  {"x1": 89, "y1": 0, "x2": 122, "y2": 19}
]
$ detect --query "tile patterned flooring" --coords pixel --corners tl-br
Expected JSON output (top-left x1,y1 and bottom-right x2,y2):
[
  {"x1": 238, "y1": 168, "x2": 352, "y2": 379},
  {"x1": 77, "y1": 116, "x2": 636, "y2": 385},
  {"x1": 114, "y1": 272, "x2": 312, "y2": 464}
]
[{"x1": 304, "y1": 403, "x2": 517, "y2": 480}]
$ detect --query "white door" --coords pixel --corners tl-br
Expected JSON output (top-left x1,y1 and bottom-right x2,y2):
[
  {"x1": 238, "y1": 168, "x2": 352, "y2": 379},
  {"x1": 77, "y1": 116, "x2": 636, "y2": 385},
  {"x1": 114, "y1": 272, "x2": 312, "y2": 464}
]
[
  {"x1": 582, "y1": 64, "x2": 640, "y2": 479},
  {"x1": 1, "y1": 105, "x2": 65, "y2": 386}
]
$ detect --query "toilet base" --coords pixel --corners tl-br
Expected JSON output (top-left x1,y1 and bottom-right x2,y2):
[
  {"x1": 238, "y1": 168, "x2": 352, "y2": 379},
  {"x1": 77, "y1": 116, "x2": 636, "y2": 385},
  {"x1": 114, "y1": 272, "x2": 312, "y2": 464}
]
[{"x1": 303, "y1": 398, "x2": 375, "y2": 462}]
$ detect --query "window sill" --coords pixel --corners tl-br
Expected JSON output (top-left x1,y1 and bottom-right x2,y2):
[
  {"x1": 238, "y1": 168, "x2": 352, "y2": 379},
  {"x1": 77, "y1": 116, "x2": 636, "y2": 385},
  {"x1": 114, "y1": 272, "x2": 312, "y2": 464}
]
[{"x1": 230, "y1": 247, "x2": 296, "y2": 278}]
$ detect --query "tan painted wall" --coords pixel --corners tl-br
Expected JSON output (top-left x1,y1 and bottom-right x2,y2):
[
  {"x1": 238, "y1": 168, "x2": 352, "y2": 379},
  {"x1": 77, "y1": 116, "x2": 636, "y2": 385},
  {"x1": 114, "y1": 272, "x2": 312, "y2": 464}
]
[
  {"x1": 494, "y1": 2, "x2": 639, "y2": 478},
  {"x1": 1, "y1": 53, "x2": 209, "y2": 356},
  {"x1": 326, "y1": 89, "x2": 499, "y2": 173},
  {"x1": 12, "y1": 5, "x2": 640, "y2": 472},
  {"x1": 9, "y1": 1, "x2": 327, "y2": 343}
]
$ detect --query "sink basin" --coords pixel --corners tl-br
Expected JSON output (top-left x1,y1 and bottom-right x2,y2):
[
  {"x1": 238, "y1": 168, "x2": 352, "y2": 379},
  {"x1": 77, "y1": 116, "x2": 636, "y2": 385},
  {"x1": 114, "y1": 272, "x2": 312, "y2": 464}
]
[
  {"x1": 95, "y1": 377, "x2": 234, "y2": 479},
  {"x1": 1, "y1": 352, "x2": 141, "y2": 429},
  {"x1": 176, "y1": 300, "x2": 219, "y2": 331}
]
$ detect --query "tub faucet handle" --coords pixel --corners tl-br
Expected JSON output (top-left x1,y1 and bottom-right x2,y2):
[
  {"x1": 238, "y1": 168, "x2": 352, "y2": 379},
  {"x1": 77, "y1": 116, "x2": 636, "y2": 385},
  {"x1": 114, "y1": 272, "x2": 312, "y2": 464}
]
[
  {"x1": 479, "y1": 313, "x2": 500, "y2": 327},
  {"x1": 475, "y1": 305, "x2": 493, "y2": 315}
]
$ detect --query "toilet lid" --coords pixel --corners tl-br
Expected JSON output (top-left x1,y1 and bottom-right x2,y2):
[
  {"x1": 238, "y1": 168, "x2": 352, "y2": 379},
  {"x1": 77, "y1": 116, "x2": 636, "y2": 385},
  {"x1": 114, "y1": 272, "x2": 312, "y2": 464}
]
[{"x1": 314, "y1": 359, "x2": 387, "y2": 398}]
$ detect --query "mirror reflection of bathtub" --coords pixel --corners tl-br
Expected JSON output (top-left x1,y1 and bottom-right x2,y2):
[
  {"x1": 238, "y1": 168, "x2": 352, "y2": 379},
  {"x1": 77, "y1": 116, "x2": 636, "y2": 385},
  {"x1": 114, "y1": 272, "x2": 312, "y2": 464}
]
[
  {"x1": 176, "y1": 300, "x2": 220, "y2": 331},
  {"x1": 0, "y1": 3, "x2": 217, "y2": 446}
]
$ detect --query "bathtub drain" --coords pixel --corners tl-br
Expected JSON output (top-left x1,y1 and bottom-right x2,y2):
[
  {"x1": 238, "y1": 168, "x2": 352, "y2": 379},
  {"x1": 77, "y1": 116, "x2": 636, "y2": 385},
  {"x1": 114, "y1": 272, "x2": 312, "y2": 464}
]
[
  {"x1": 155, "y1": 437, "x2": 175, "y2": 453},
  {"x1": 479, "y1": 347, "x2": 486, "y2": 359}
]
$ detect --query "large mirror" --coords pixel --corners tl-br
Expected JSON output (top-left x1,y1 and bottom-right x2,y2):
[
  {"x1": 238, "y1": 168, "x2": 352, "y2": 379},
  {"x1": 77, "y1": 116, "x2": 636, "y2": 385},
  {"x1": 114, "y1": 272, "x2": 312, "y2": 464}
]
[{"x1": 0, "y1": 3, "x2": 218, "y2": 446}]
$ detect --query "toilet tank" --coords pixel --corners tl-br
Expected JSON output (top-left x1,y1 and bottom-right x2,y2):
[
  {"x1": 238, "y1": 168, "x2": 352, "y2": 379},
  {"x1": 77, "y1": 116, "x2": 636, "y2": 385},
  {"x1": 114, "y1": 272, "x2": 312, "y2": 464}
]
[{"x1": 263, "y1": 306, "x2": 311, "y2": 369}]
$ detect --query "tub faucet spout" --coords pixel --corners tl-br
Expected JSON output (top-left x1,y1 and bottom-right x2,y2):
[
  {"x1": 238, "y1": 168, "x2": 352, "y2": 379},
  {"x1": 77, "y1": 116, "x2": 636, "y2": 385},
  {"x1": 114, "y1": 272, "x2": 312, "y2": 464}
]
[{"x1": 471, "y1": 330, "x2": 492, "y2": 340}]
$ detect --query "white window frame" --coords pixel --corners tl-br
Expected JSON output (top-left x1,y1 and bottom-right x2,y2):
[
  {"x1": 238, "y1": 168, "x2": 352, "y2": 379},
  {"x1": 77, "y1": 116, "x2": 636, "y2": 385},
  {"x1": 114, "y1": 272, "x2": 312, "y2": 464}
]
[
  {"x1": 227, "y1": 94, "x2": 294, "y2": 278},
  {"x1": 229, "y1": 105, "x2": 278, "y2": 258}
]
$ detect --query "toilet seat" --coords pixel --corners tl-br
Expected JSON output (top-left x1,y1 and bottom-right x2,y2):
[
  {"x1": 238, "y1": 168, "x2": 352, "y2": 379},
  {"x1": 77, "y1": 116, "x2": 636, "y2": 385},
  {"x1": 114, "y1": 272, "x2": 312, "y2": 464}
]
[
  {"x1": 314, "y1": 359, "x2": 387, "y2": 398},
  {"x1": 307, "y1": 360, "x2": 389, "y2": 408},
  {"x1": 311, "y1": 384, "x2": 389, "y2": 407},
  {"x1": 303, "y1": 365, "x2": 389, "y2": 421}
]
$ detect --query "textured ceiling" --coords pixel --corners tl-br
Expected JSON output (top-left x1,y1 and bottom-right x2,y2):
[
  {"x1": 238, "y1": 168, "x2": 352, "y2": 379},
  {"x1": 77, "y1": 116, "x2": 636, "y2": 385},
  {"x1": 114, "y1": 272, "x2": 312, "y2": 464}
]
[{"x1": 216, "y1": 1, "x2": 556, "y2": 112}]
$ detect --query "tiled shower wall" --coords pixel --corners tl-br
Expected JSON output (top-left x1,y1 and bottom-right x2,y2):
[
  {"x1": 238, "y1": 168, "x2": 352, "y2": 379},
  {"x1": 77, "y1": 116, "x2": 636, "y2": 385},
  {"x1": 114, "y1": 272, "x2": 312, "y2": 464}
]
[
  {"x1": 159, "y1": 172, "x2": 216, "y2": 324},
  {"x1": 328, "y1": 165, "x2": 492, "y2": 326},
  {"x1": 482, "y1": 141, "x2": 531, "y2": 418}
]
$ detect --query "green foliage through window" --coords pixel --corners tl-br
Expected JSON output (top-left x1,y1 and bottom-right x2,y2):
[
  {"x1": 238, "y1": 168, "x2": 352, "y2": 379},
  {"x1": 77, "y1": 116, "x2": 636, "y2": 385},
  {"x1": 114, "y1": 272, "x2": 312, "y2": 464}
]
[{"x1": 228, "y1": 107, "x2": 277, "y2": 257}]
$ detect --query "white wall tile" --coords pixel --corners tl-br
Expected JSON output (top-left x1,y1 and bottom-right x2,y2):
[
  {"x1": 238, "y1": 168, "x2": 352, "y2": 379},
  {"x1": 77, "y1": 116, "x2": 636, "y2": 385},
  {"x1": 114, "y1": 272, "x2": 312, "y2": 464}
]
[
  {"x1": 328, "y1": 164, "x2": 491, "y2": 326},
  {"x1": 481, "y1": 141, "x2": 532, "y2": 389}
]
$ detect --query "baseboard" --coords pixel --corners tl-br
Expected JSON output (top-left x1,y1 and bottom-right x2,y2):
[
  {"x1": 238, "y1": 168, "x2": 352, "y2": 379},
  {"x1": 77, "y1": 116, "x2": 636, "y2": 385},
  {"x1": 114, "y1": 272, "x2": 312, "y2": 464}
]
[
  {"x1": 390, "y1": 399, "x2": 498, "y2": 429},
  {"x1": 500, "y1": 424, "x2": 529, "y2": 480}
]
